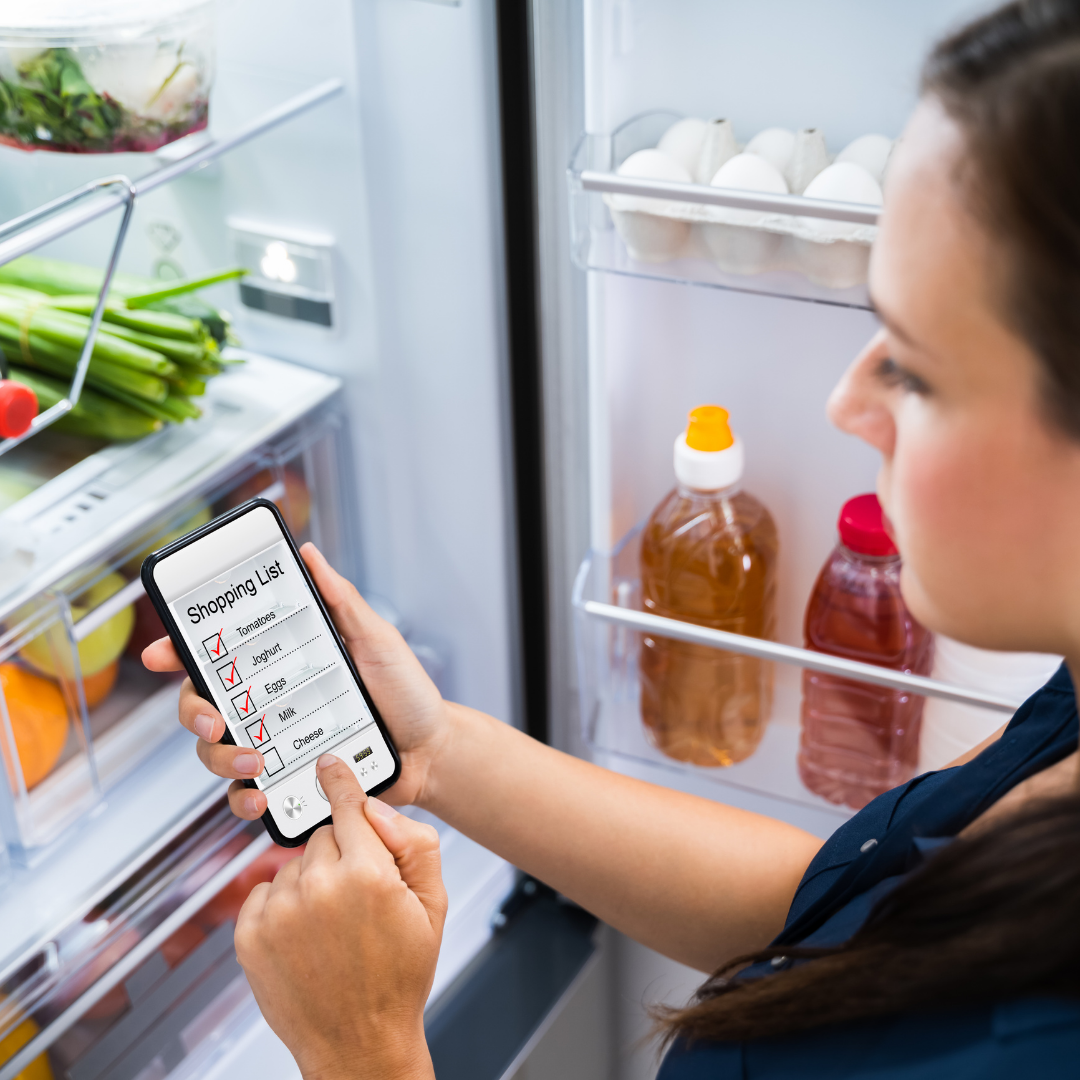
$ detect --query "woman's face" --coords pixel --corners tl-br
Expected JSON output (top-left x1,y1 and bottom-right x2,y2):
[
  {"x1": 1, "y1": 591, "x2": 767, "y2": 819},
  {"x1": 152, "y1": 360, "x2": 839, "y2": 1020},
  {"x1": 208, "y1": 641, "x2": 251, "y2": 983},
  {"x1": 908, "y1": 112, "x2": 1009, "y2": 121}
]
[{"x1": 828, "y1": 98, "x2": 1080, "y2": 655}]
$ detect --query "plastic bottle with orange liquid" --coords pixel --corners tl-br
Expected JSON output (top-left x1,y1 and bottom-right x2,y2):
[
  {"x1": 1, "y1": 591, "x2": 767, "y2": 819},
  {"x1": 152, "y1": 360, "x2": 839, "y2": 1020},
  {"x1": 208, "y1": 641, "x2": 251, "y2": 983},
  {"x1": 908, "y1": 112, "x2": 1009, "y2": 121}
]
[
  {"x1": 798, "y1": 493, "x2": 933, "y2": 808},
  {"x1": 639, "y1": 405, "x2": 778, "y2": 766}
]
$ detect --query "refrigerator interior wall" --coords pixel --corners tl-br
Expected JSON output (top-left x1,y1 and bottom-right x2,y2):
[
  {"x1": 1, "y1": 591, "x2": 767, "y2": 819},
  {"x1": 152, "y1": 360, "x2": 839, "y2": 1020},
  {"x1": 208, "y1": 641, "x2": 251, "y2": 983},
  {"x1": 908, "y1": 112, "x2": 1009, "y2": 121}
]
[{"x1": 585, "y1": 0, "x2": 994, "y2": 144}]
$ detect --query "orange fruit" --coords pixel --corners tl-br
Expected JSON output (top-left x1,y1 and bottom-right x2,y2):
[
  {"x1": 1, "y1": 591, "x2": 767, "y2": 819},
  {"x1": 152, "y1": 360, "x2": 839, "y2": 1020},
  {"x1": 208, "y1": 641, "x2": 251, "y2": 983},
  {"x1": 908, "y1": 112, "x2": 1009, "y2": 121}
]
[
  {"x1": 81, "y1": 660, "x2": 118, "y2": 709},
  {"x1": 0, "y1": 995, "x2": 53, "y2": 1080},
  {"x1": 0, "y1": 664, "x2": 69, "y2": 790}
]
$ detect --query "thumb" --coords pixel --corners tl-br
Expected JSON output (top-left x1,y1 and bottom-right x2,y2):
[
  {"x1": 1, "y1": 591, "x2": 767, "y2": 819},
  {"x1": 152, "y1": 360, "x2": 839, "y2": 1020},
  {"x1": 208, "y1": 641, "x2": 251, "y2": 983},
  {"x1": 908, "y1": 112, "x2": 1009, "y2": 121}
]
[{"x1": 364, "y1": 799, "x2": 447, "y2": 930}]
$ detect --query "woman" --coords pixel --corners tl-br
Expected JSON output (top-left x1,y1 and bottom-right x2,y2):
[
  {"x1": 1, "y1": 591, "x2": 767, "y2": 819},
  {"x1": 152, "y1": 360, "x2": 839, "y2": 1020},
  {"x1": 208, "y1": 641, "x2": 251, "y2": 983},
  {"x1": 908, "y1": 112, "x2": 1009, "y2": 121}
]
[{"x1": 144, "y1": 0, "x2": 1080, "y2": 1075}]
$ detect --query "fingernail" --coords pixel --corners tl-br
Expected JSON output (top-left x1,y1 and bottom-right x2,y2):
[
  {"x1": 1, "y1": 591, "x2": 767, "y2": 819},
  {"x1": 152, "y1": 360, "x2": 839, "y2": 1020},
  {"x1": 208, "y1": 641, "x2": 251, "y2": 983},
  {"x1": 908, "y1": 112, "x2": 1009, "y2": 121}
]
[
  {"x1": 317, "y1": 754, "x2": 342, "y2": 769},
  {"x1": 367, "y1": 797, "x2": 398, "y2": 819},
  {"x1": 194, "y1": 714, "x2": 217, "y2": 741},
  {"x1": 234, "y1": 752, "x2": 261, "y2": 776},
  {"x1": 244, "y1": 793, "x2": 262, "y2": 815}
]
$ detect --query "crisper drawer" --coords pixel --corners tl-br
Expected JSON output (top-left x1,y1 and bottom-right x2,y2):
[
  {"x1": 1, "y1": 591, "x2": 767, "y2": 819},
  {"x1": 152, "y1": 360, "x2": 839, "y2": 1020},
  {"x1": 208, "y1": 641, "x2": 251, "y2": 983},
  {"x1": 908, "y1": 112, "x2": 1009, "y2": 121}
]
[
  {"x1": 0, "y1": 353, "x2": 350, "y2": 858},
  {"x1": 0, "y1": 794, "x2": 280, "y2": 1080},
  {"x1": 0, "y1": 790, "x2": 518, "y2": 1080}
]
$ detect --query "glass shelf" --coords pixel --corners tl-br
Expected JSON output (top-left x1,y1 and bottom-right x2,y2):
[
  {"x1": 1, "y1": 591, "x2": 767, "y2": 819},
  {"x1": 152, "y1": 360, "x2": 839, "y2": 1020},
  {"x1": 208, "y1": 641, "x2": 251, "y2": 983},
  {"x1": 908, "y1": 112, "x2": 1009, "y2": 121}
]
[
  {"x1": 568, "y1": 111, "x2": 879, "y2": 309},
  {"x1": 572, "y1": 528, "x2": 1018, "y2": 820}
]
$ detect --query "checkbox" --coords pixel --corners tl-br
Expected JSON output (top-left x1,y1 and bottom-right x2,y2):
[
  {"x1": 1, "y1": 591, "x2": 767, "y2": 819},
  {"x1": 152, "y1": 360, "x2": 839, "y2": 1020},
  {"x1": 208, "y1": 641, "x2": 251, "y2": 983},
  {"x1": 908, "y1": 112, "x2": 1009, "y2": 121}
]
[
  {"x1": 246, "y1": 714, "x2": 272, "y2": 747},
  {"x1": 201, "y1": 630, "x2": 229, "y2": 663},
  {"x1": 231, "y1": 685, "x2": 257, "y2": 718},
  {"x1": 262, "y1": 746, "x2": 284, "y2": 776},
  {"x1": 216, "y1": 656, "x2": 242, "y2": 691}
]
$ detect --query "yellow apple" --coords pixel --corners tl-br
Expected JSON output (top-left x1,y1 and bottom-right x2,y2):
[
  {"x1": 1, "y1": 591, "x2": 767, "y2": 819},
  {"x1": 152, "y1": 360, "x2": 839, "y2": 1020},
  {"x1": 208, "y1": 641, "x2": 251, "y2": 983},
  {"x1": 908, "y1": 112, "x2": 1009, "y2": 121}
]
[{"x1": 21, "y1": 572, "x2": 134, "y2": 679}]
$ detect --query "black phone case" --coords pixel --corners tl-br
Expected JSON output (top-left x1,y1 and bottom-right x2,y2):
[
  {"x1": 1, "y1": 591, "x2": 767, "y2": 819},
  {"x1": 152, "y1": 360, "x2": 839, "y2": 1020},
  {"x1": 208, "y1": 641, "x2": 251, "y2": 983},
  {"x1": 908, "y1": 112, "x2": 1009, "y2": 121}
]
[{"x1": 140, "y1": 497, "x2": 402, "y2": 847}]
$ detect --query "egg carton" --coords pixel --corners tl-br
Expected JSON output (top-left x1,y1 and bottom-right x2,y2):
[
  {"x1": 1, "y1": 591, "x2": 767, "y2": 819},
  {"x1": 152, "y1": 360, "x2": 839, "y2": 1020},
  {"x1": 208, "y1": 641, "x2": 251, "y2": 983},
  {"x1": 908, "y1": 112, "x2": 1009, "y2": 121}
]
[{"x1": 572, "y1": 110, "x2": 886, "y2": 291}]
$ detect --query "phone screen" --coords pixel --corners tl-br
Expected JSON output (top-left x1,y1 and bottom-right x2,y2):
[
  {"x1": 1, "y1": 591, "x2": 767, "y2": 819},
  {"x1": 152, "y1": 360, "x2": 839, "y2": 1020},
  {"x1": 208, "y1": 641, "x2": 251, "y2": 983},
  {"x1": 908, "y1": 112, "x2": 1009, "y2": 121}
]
[{"x1": 149, "y1": 504, "x2": 397, "y2": 839}]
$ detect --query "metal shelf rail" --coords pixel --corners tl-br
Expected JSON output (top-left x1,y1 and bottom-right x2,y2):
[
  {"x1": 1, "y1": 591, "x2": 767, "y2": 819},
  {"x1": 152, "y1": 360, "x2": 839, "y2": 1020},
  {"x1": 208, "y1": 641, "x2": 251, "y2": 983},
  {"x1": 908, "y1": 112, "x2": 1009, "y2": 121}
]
[
  {"x1": 573, "y1": 555, "x2": 1021, "y2": 716},
  {"x1": 577, "y1": 170, "x2": 882, "y2": 227},
  {"x1": 0, "y1": 78, "x2": 344, "y2": 459}
]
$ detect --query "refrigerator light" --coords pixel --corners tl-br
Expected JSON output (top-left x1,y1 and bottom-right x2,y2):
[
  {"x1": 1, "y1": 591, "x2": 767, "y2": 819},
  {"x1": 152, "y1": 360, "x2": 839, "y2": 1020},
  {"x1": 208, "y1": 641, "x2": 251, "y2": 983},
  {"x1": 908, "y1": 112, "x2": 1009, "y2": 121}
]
[{"x1": 227, "y1": 219, "x2": 335, "y2": 328}]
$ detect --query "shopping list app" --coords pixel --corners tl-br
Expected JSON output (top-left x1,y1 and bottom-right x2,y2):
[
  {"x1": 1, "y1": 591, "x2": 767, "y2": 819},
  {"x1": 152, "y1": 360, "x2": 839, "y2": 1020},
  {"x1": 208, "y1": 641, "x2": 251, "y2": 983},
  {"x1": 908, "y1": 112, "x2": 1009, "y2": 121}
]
[{"x1": 167, "y1": 539, "x2": 395, "y2": 797}]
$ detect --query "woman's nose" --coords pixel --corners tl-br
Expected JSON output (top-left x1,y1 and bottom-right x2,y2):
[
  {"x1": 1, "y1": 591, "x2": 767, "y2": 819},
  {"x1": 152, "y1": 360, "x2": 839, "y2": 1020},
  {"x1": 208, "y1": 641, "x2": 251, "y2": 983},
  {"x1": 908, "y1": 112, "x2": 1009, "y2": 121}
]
[{"x1": 827, "y1": 330, "x2": 897, "y2": 457}]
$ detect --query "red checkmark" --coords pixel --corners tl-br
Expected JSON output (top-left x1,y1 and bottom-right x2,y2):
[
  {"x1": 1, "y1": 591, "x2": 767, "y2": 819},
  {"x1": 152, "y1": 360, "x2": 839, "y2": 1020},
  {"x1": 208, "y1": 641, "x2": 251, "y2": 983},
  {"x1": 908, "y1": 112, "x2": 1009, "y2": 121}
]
[
  {"x1": 225, "y1": 658, "x2": 238, "y2": 686},
  {"x1": 212, "y1": 630, "x2": 224, "y2": 657},
  {"x1": 240, "y1": 687, "x2": 253, "y2": 715},
  {"x1": 257, "y1": 715, "x2": 266, "y2": 742}
]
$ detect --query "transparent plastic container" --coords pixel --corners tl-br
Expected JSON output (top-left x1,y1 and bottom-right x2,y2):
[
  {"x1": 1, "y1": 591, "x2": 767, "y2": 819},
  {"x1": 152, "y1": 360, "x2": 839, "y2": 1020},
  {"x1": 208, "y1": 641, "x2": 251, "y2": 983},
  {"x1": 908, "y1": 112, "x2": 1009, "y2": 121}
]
[
  {"x1": 0, "y1": 355, "x2": 349, "y2": 857},
  {"x1": 0, "y1": 0, "x2": 214, "y2": 154},
  {"x1": 640, "y1": 485, "x2": 778, "y2": 767},
  {"x1": 568, "y1": 111, "x2": 881, "y2": 307},
  {"x1": 799, "y1": 494, "x2": 934, "y2": 809},
  {"x1": 0, "y1": 795, "x2": 273, "y2": 1080},
  {"x1": 639, "y1": 406, "x2": 778, "y2": 767}
]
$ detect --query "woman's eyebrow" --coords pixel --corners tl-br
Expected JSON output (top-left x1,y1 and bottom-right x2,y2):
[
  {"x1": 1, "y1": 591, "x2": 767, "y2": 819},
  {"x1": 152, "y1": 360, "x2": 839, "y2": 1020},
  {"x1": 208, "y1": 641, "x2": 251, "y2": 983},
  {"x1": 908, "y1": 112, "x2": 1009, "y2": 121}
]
[{"x1": 868, "y1": 291, "x2": 929, "y2": 353}]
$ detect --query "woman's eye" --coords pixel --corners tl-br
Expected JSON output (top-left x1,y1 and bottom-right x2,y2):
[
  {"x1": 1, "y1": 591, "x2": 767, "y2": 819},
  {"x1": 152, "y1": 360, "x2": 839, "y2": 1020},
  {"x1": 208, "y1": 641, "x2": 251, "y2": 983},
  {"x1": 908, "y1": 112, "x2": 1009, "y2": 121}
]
[{"x1": 874, "y1": 357, "x2": 931, "y2": 395}]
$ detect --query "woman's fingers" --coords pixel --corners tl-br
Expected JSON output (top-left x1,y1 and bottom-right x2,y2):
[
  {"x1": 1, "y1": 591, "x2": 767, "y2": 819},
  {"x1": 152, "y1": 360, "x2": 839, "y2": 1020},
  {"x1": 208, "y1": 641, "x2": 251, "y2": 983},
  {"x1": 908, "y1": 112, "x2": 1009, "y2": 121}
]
[
  {"x1": 141, "y1": 636, "x2": 183, "y2": 672},
  {"x1": 196, "y1": 738, "x2": 264, "y2": 780},
  {"x1": 364, "y1": 798, "x2": 447, "y2": 929},
  {"x1": 313, "y1": 755, "x2": 386, "y2": 863},
  {"x1": 228, "y1": 780, "x2": 267, "y2": 819},
  {"x1": 178, "y1": 680, "x2": 225, "y2": 742},
  {"x1": 300, "y1": 824, "x2": 341, "y2": 871}
]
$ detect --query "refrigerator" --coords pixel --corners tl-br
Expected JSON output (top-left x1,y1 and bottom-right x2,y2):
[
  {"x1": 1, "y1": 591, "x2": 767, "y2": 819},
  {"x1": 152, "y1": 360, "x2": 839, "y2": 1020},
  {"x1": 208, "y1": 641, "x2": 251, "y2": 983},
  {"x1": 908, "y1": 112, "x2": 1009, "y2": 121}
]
[{"x1": 0, "y1": 2, "x2": 1051, "y2": 1079}]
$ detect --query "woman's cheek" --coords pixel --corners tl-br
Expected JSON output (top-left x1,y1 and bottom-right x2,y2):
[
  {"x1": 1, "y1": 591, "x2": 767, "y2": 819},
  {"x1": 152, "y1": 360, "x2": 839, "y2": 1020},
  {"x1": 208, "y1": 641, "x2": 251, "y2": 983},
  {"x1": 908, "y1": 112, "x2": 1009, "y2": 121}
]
[{"x1": 888, "y1": 417, "x2": 1027, "y2": 644}]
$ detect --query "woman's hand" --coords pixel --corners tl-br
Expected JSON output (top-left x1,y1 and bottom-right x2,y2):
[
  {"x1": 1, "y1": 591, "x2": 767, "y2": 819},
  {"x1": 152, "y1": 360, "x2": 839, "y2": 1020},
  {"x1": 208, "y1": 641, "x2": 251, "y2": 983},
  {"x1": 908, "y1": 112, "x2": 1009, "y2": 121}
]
[
  {"x1": 236, "y1": 754, "x2": 445, "y2": 1080},
  {"x1": 141, "y1": 543, "x2": 450, "y2": 819}
]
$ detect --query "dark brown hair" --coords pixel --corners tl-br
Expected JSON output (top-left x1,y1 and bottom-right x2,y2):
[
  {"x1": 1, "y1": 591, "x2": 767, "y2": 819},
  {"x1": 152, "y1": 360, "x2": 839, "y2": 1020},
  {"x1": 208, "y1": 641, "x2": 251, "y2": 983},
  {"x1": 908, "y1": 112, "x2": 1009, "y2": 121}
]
[
  {"x1": 925, "y1": 0, "x2": 1080, "y2": 438},
  {"x1": 660, "y1": 0, "x2": 1080, "y2": 1044},
  {"x1": 659, "y1": 795, "x2": 1080, "y2": 1043}
]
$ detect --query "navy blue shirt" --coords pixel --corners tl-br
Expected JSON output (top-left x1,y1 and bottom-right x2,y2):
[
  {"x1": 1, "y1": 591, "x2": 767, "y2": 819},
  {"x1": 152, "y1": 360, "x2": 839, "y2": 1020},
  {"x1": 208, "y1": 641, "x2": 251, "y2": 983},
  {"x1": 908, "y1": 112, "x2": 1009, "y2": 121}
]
[{"x1": 658, "y1": 663, "x2": 1080, "y2": 1078}]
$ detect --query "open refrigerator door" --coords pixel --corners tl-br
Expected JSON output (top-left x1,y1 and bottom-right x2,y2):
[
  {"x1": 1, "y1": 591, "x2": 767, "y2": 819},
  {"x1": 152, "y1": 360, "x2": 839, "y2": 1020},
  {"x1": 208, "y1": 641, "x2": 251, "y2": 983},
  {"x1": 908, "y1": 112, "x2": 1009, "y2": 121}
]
[{"x1": 529, "y1": 1, "x2": 1065, "y2": 1071}]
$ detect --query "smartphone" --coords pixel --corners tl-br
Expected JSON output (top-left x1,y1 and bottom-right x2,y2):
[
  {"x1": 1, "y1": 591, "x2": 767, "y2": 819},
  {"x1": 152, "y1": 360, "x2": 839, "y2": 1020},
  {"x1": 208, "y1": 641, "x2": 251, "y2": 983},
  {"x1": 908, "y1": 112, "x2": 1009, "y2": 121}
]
[{"x1": 141, "y1": 498, "x2": 401, "y2": 846}]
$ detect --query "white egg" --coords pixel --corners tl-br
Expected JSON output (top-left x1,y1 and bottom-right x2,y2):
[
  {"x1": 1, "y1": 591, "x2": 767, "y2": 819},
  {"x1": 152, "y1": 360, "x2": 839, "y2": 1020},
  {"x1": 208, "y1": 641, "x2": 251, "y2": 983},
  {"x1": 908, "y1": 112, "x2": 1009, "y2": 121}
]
[
  {"x1": 796, "y1": 162, "x2": 883, "y2": 288},
  {"x1": 801, "y1": 161, "x2": 883, "y2": 211},
  {"x1": 657, "y1": 117, "x2": 708, "y2": 177},
  {"x1": 617, "y1": 148, "x2": 692, "y2": 183},
  {"x1": 835, "y1": 133, "x2": 893, "y2": 186},
  {"x1": 703, "y1": 153, "x2": 788, "y2": 275},
  {"x1": 744, "y1": 127, "x2": 796, "y2": 175},
  {"x1": 710, "y1": 151, "x2": 789, "y2": 193},
  {"x1": 611, "y1": 149, "x2": 693, "y2": 262}
]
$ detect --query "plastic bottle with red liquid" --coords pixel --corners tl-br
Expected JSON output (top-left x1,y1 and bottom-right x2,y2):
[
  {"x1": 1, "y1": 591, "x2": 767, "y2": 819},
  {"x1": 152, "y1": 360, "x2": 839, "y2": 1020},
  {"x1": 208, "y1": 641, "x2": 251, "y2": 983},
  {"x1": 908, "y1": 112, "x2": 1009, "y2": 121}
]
[{"x1": 798, "y1": 493, "x2": 933, "y2": 809}]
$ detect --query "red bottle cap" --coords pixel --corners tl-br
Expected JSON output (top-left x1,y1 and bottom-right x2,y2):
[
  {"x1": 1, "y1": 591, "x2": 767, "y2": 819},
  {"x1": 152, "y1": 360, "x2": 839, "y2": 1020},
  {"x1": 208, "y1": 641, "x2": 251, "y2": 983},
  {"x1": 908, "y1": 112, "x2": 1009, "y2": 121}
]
[
  {"x1": 0, "y1": 380, "x2": 37, "y2": 439},
  {"x1": 838, "y1": 493, "x2": 898, "y2": 557}
]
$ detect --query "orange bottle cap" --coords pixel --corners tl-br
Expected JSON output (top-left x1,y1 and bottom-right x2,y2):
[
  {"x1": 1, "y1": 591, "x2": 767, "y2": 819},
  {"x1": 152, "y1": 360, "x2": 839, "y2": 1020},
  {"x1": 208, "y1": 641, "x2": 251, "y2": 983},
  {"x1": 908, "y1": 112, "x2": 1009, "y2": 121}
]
[{"x1": 685, "y1": 405, "x2": 733, "y2": 452}]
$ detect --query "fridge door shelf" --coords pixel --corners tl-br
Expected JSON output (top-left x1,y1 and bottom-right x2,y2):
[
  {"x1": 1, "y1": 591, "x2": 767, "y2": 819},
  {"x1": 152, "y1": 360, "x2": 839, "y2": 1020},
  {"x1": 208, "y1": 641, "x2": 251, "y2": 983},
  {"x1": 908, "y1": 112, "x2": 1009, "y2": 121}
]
[
  {"x1": 569, "y1": 111, "x2": 880, "y2": 309},
  {"x1": 572, "y1": 528, "x2": 1020, "y2": 818},
  {"x1": 0, "y1": 353, "x2": 351, "y2": 854}
]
